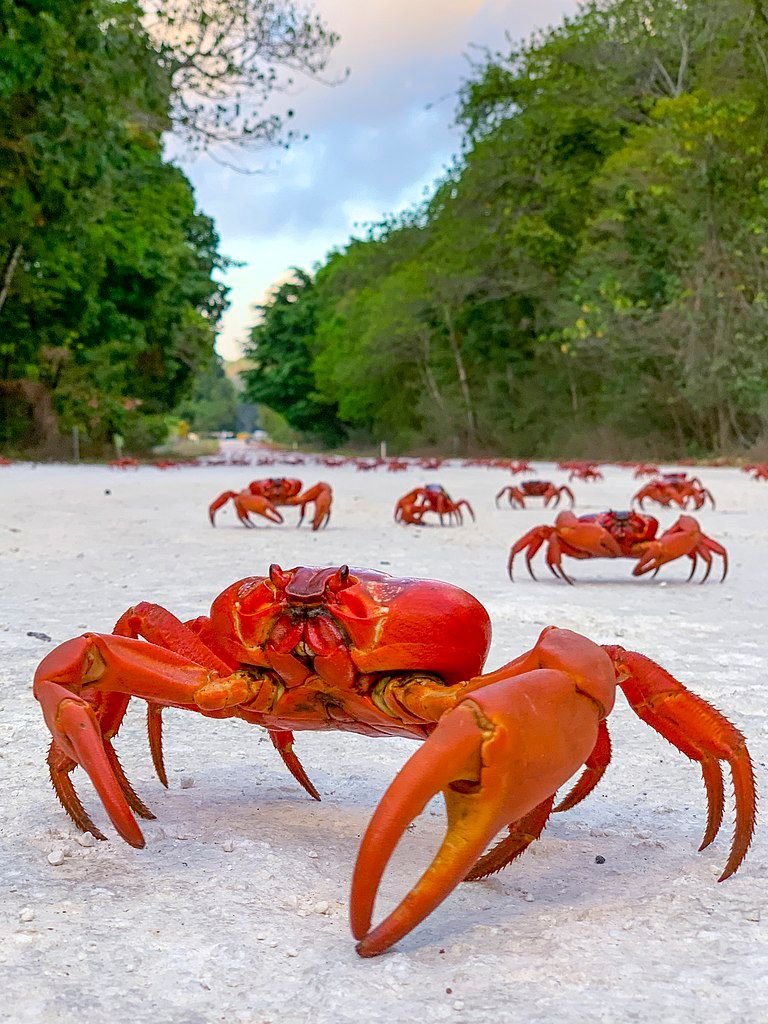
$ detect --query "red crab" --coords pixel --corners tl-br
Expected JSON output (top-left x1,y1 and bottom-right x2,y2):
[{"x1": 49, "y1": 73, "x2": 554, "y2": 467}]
[
  {"x1": 209, "y1": 478, "x2": 332, "y2": 531},
  {"x1": 748, "y1": 463, "x2": 768, "y2": 481},
  {"x1": 509, "y1": 510, "x2": 727, "y2": 584},
  {"x1": 569, "y1": 464, "x2": 603, "y2": 482},
  {"x1": 496, "y1": 480, "x2": 575, "y2": 510},
  {"x1": 108, "y1": 457, "x2": 139, "y2": 470},
  {"x1": 395, "y1": 485, "x2": 475, "y2": 526},
  {"x1": 633, "y1": 474, "x2": 715, "y2": 511},
  {"x1": 33, "y1": 565, "x2": 755, "y2": 957},
  {"x1": 633, "y1": 464, "x2": 661, "y2": 478},
  {"x1": 508, "y1": 460, "x2": 535, "y2": 475}
]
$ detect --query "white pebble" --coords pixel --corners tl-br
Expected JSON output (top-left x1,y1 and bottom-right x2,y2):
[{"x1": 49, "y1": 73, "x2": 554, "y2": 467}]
[
  {"x1": 307, "y1": 850, "x2": 318, "y2": 859},
  {"x1": 453, "y1": 1001, "x2": 465, "y2": 1011},
  {"x1": 47, "y1": 849, "x2": 65, "y2": 866},
  {"x1": 313, "y1": 901, "x2": 329, "y2": 915},
  {"x1": 222, "y1": 839, "x2": 235, "y2": 853},
  {"x1": 523, "y1": 894, "x2": 535, "y2": 903},
  {"x1": 180, "y1": 776, "x2": 194, "y2": 790},
  {"x1": 76, "y1": 832, "x2": 96, "y2": 848},
  {"x1": 285, "y1": 948, "x2": 299, "y2": 958},
  {"x1": 19, "y1": 908, "x2": 34, "y2": 923}
]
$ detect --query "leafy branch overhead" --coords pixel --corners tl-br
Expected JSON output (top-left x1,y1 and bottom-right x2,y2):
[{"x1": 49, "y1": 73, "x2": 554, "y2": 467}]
[{"x1": 145, "y1": 0, "x2": 341, "y2": 149}]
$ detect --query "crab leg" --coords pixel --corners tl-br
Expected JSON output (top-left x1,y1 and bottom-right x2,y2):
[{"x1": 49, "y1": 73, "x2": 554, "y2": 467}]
[
  {"x1": 633, "y1": 516, "x2": 728, "y2": 581},
  {"x1": 606, "y1": 647, "x2": 755, "y2": 880},
  {"x1": 507, "y1": 527, "x2": 553, "y2": 580},
  {"x1": 209, "y1": 491, "x2": 283, "y2": 528},
  {"x1": 553, "y1": 718, "x2": 612, "y2": 812},
  {"x1": 34, "y1": 634, "x2": 276, "y2": 845},
  {"x1": 290, "y1": 482, "x2": 332, "y2": 531},
  {"x1": 456, "y1": 500, "x2": 475, "y2": 522},
  {"x1": 114, "y1": 603, "x2": 318, "y2": 797}
]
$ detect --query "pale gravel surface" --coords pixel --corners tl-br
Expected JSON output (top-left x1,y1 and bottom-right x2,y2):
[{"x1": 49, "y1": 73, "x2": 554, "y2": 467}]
[{"x1": 1, "y1": 456, "x2": 767, "y2": 1024}]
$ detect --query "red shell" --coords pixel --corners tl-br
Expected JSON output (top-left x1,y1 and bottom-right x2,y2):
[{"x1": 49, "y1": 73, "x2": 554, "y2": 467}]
[{"x1": 208, "y1": 567, "x2": 491, "y2": 684}]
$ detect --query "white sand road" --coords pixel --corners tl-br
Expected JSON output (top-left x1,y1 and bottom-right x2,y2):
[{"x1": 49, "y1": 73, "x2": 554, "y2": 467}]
[{"x1": 1, "y1": 458, "x2": 767, "y2": 1024}]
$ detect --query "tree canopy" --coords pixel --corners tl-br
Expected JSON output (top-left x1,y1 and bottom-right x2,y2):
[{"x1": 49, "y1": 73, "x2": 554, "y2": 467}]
[
  {"x1": 0, "y1": 0, "x2": 338, "y2": 454},
  {"x1": 246, "y1": 0, "x2": 768, "y2": 456}
]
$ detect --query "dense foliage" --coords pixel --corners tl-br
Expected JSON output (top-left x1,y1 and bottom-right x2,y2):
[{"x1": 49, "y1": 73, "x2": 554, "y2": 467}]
[
  {"x1": 246, "y1": 0, "x2": 768, "y2": 456},
  {"x1": 0, "y1": 0, "x2": 337, "y2": 454},
  {"x1": 175, "y1": 355, "x2": 239, "y2": 434}
]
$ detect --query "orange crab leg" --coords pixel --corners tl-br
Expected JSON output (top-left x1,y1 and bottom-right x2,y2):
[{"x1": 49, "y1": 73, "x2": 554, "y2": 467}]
[
  {"x1": 210, "y1": 491, "x2": 283, "y2": 528},
  {"x1": 553, "y1": 718, "x2": 612, "y2": 812},
  {"x1": 606, "y1": 647, "x2": 755, "y2": 880},
  {"x1": 34, "y1": 634, "x2": 239, "y2": 845},
  {"x1": 291, "y1": 482, "x2": 332, "y2": 531},
  {"x1": 633, "y1": 516, "x2": 728, "y2": 581},
  {"x1": 113, "y1": 604, "x2": 317, "y2": 799},
  {"x1": 508, "y1": 526, "x2": 553, "y2": 580}
]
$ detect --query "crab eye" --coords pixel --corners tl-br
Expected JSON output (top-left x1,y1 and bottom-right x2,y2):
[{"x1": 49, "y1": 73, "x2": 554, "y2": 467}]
[
  {"x1": 325, "y1": 565, "x2": 353, "y2": 595},
  {"x1": 269, "y1": 564, "x2": 290, "y2": 589}
]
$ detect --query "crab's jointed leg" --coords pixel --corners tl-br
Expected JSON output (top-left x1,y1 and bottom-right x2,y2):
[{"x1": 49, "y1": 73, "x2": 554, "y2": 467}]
[
  {"x1": 291, "y1": 482, "x2": 332, "y2": 531},
  {"x1": 209, "y1": 491, "x2": 283, "y2": 527},
  {"x1": 114, "y1": 603, "x2": 317, "y2": 798},
  {"x1": 632, "y1": 515, "x2": 728, "y2": 582},
  {"x1": 605, "y1": 646, "x2": 755, "y2": 879},
  {"x1": 34, "y1": 632, "x2": 281, "y2": 846}
]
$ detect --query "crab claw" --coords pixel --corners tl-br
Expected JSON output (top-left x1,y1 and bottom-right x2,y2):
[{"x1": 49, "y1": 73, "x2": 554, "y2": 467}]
[{"x1": 350, "y1": 666, "x2": 601, "y2": 956}]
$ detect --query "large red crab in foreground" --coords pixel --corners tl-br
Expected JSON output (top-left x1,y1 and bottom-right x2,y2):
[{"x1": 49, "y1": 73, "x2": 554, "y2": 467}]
[
  {"x1": 395, "y1": 485, "x2": 474, "y2": 525},
  {"x1": 496, "y1": 480, "x2": 575, "y2": 509},
  {"x1": 510, "y1": 510, "x2": 727, "y2": 584},
  {"x1": 34, "y1": 566, "x2": 754, "y2": 956},
  {"x1": 209, "y1": 478, "x2": 332, "y2": 531}
]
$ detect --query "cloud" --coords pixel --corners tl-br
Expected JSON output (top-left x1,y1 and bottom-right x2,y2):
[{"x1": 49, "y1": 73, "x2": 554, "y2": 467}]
[{"x1": 175, "y1": 1, "x2": 579, "y2": 359}]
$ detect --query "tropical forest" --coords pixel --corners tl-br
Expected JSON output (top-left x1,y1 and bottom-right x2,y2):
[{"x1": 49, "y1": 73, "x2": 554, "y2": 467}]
[{"x1": 246, "y1": 0, "x2": 768, "y2": 457}]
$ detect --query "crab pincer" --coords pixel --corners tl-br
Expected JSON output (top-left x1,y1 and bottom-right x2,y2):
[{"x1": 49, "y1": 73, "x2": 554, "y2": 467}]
[{"x1": 351, "y1": 631, "x2": 614, "y2": 956}]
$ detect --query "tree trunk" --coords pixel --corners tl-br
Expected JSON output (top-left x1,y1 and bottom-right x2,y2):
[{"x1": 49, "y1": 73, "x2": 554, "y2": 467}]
[
  {"x1": 0, "y1": 243, "x2": 22, "y2": 316},
  {"x1": 419, "y1": 331, "x2": 449, "y2": 415},
  {"x1": 443, "y1": 305, "x2": 478, "y2": 447},
  {"x1": 0, "y1": 378, "x2": 64, "y2": 455}
]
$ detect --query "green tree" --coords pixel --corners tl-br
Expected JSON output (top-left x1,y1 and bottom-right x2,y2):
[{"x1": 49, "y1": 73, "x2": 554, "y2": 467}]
[
  {"x1": 175, "y1": 355, "x2": 239, "y2": 433},
  {"x1": 244, "y1": 269, "x2": 346, "y2": 445},
  {"x1": 241, "y1": 0, "x2": 768, "y2": 456}
]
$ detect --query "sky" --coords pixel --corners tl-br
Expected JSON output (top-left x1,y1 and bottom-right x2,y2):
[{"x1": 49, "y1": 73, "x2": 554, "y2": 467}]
[{"x1": 174, "y1": 1, "x2": 579, "y2": 361}]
